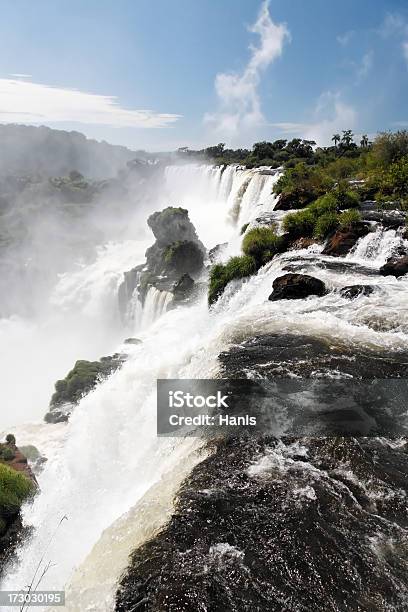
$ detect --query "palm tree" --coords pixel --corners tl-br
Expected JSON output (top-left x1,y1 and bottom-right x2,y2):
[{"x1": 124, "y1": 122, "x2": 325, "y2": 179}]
[
  {"x1": 332, "y1": 133, "x2": 341, "y2": 147},
  {"x1": 360, "y1": 134, "x2": 369, "y2": 148},
  {"x1": 341, "y1": 130, "x2": 354, "y2": 147}
]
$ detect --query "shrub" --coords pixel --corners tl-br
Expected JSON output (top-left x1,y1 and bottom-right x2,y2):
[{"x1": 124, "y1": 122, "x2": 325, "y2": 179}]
[
  {"x1": 274, "y1": 162, "x2": 332, "y2": 208},
  {"x1": 208, "y1": 255, "x2": 256, "y2": 304},
  {"x1": 283, "y1": 209, "x2": 316, "y2": 238},
  {"x1": 332, "y1": 182, "x2": 360, "y2": 209},
  {"x1": 314, "y1": 212, "x2": 339, "y2": 239},
  {"x1": 242, "y1": 227, "x2": 283, "y2": 264},
  {"x1": 0, "y1": 447, "x2": 15, "y2": 461},
  {"x1": 0, "y1": 463, "x2": 34, "y2": 534},
  {"x1": 338, "y1": 209, "x2": 362, "y2": 230}
]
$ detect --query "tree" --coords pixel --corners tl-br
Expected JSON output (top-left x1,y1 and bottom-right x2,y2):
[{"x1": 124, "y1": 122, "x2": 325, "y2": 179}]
[
  {"x1": 341, "y1": 130, "x2": 354, "y2": 147},
  {"x1": 332, "y1": 133, "x2": 341, "y2": 147},
  {"x1": 205, "y1": 143, "x2": 225, "y2": 158},
  {"x1": 360, "y1": 134, "x2": 369, "y2": 148}
]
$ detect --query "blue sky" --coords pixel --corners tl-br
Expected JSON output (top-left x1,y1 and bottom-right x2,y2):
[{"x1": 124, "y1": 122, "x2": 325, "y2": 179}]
[{"x1": 0, "y1": 0, "x2": 408, "y2": 150}]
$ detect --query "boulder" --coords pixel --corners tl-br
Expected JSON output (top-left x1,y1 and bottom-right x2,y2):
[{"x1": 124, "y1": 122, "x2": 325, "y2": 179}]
[
  {"x1": 379, "y1": 255, "x2": 408, "y2": 277},
  {"x1": 322, "y1": 223, "x2": 370, "y2": 257},
  {"x1": 269, "y1": 273, "x2": 326, "y2": 301},
  {"x1": 340, "y1": 285, "x2": 374, "y2": 299},
  {"x1": 147, "y1": 207, "x2": 204, "y2": 250}
]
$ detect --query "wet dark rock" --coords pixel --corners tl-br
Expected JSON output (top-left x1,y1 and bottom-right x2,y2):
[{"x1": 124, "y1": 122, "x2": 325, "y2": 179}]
[
  {"x1": 322, "y1": 222, "x2": 370, "y2": 257},
  {"x1": 340, "y1": 285, "x2": 374, "y2": 299},
  {"x1": 116, "y1": 436, "x2": 408, "y2": 612},
  {"x1": 269, "y1": 273, "x2": 326, "y2": 301},
  {"x1": 379, "y1": 255, "x2": 408, "y2": 277},
  {"x1": 362, "y1": 210, "x2": 407, "y2": 229},
  {"x1": 118, "y1": 264, "x2": 144, "y2": 321},
  {"x1": 219, "y1": 333, "x2": 408, "y2": 379},
  {"x1": 44, "y1": 354, "x2": 124, "y2": 423},
  {"x1": 124, "y1": 337, "x2": 142, "y2": 345},
  {"x1": 282, "y1": 256, "x2": 379, "y2": 277},
  {"x1": 172, "y1": 273, "x2": 195, "y2": 300}
]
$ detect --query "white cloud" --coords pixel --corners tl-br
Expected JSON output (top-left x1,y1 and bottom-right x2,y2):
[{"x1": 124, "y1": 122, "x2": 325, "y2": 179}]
[
  {"x1": 204, "y1": 0, "x2": 290, "y2": 141},
  {"x1": 0, "y1": 78, "x2": 181, "y2": 128},
  {"x1": 337, "y1": 30, "x2": 354, "y2": 46},
  {"x1": 273, "y1": 91, "x2": 357, "y2": 146},
  {"x1": 356, "y1": 50, "x2": 373, "y2": 80},
  {"x1": 403, "y1": 41, "x2": 408, "y2": 66},
  {"x1": 380, "y1": 13, "x2": 408, "y2": 38},
  {"x1": 10, "y1": 73, "x2": 32, "y2": 78}
]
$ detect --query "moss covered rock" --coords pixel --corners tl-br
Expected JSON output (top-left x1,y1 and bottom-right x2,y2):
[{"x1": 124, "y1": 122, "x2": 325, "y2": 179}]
[{"x1": 45, "y1": 354, "x2": 124, "y2": 423}]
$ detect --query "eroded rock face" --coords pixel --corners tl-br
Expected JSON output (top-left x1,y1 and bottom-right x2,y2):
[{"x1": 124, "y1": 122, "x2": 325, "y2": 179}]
[
  {"x1": 147, "y1": 207, "x2": 204, "y2": 250},
  {"x1": 379, "y1": 255, "x2": 408, "y2": 277},
  {"x1": 118, "y1": 207, "x2": 206, "y2": 317},
  {"x1": 322, "y1": 223, "x2": 370, "y2": 257},
  {"x1": 340, "y1": 285, "x2": 374, "y2": 299},
  {"x1": 269, "y1": 273, "x2": 326, "y2": 301}
]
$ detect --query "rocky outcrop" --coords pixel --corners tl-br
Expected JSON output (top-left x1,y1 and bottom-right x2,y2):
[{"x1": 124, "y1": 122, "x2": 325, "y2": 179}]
[
  {"x1": 362, "y1": 210, "x2": 406, "y2": 229},
  {"x1": 340, "y1": 285, "x2": 374, "y2": 299},
  {"x1": 322, "y1": 223, "x2": 370, "y2": 257},
  {"x1": 118, "y1": 207, "x2": 206, "y2": 318},
  {"x1": 44, "y1": 354, "x2": 124, "y2": 423},
  {"x1": 269, "y1": 273, "x2": 326, "y2": 301},
  {"x1": 379, "y1": 255, "x2": 408, "y2": 277}
]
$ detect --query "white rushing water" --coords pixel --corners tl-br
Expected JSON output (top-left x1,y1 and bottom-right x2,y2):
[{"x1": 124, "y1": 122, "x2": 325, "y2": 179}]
[{"x1": 1, "y1": 163, "x2": 407, "y2": 611}]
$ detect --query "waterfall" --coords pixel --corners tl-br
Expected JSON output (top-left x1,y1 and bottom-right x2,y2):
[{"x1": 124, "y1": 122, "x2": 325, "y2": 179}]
[{"x1": 2, "y1": 163, "x2": 407, "y2": 611}]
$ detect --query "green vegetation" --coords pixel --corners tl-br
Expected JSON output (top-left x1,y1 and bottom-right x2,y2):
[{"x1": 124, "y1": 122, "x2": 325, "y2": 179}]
[
  {"x1": 0, "y1": 463, "x2": 34, "y2": 536},
  {"x1": 209, "y1": 227, "x2": 284, "y2": 304},
  {"x1": 242, "y1": 227, "x2": 284, "y2": 265},
  {"x1": 240, "y1": 223, "x2": 249, "y2": 235},
  {"x1": 50, "y1": 356, "x2": 122, "y2": 408},
  {"x1": 206, "y1": 129, "x2": 408, "y2": 304},
  {"x1": 314, "y1": 212, "x2": 339, "y2": 240},
  {"x1": 339, "y1": 209, "x2": 362, "y2": 230},
  {"x1": 209, "y1": 255, "x2": 256, "y2": 305},
  {"x1": 0, "y1": 447, "x2": 15, "y2": 462}
]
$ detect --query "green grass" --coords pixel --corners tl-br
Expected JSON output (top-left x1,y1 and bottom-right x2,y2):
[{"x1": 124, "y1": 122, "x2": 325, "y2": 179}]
[
  {"x1": 0, "y1": 463, "x2": 34, "y2": 534},
  {"x1": 208, "y1": 255, "x2": 257, "y2": 304},
  {"x1": 242, "y1": 226, "x2": 283, "y2": 264},
  {"x1": 338, "y1": 209, "x2": 362, "y2": 230}
]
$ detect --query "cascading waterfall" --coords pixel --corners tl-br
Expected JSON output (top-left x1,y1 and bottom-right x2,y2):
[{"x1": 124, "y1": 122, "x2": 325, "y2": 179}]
[{"x1": 2, "y1": 163, "x2": 407, "y2": 611}]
